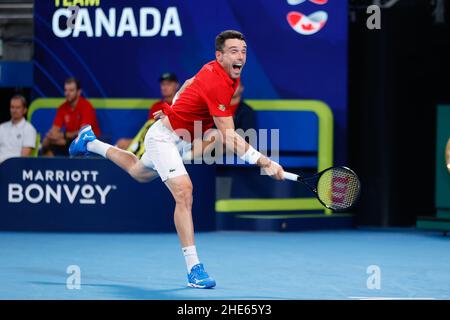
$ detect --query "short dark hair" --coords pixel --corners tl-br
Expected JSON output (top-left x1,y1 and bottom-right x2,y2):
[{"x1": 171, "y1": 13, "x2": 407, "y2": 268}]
[
  {"x1": 11, "y1": 94, "x2": 27, "y2": 108},
  {"x1": 65, "y1": 77, "x2": 81, "y2": 90},
  {"x1": 215, "y1": 30, "x2": 246, "y2": 52}
]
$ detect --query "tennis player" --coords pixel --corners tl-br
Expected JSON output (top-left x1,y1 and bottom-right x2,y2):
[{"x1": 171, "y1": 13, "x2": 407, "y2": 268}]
[{"x1": 69, "y1": 30, "x2": 285, "y2": 289}]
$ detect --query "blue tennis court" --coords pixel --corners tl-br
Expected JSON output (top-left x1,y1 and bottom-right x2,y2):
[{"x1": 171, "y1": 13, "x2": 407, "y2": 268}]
[{"x1": 1, "y1": 229, "x2": 448, "y2": 300}]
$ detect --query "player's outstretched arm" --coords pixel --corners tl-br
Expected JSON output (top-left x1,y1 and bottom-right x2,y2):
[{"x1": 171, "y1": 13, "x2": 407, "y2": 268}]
[{"x1": 213, "y1": 115, "x2": 285, "y2": 180}]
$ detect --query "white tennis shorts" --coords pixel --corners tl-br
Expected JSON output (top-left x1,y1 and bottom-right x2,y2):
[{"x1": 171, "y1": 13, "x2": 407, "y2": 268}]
[{"x1": 140, "y1": 120, "x2": 192, "y2": 181}]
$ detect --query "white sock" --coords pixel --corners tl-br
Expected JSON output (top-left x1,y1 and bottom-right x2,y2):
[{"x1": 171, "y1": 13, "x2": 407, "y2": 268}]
[
  {"x1": 182, "y1": 245, "x2": 200, "y2": 273},
  {"x1": 87, "y1": 139, "x2": 111, "y2": 158}
]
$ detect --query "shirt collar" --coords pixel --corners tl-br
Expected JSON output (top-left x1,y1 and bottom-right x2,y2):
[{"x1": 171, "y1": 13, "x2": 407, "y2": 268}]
[{"x1": 11, "y1": 118, "x2": 26, "y2": 128}]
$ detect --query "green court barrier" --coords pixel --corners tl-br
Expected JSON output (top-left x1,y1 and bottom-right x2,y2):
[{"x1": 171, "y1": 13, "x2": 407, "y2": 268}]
[{"x1": 28, "y1": 98, "x2": 158, "y2": 122}]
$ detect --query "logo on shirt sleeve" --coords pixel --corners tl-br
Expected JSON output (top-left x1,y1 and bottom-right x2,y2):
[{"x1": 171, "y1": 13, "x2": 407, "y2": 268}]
[{"x1": 218, "y1": 104, "x2": 226, "y2": 111}]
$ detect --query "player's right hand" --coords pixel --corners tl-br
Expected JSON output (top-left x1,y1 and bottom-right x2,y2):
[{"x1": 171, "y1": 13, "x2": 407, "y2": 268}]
[{"x1": 258, "y1": 157, "x2": 285, "y2": 180}]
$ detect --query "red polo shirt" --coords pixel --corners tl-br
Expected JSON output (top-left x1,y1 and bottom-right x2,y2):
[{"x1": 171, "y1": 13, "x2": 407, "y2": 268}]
[
  {"x1": 53, "y1": 96, "x2": 101, "y2": 136},
  {"x1": 163, "y1": 60, "x2": 240, "y2": 141}
]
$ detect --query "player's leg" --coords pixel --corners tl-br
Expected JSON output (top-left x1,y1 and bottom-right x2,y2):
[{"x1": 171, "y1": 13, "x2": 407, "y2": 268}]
[
  {"x1": 105, "y1": 146, "x2": 158, "y2": 183},
  {"x1": 115, "y1": 138, "x2": 132, "y2": 150},
  {"x1": 164, "y1": 174, "x2": 216, "y2": 289},
  {"x1": 142, "y1": 121, "x2": 216, "y2": 288},
  {"x1": 165, "y1": 174, "x2": 195, "y2": 247},
  {"x1": 69, "y1": 125, "x2": 158, "y2": 183},
  {"x1": 126, "y1": 160, "x2": 158, "y2": 183}
]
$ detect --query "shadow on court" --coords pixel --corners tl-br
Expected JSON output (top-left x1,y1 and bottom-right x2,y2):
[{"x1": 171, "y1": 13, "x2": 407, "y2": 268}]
[{"x1": 28, "y1": 281, "x2": 286, "y2": 300}]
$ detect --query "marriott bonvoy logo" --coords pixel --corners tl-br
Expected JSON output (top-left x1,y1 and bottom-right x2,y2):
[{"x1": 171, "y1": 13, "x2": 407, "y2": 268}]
[
  {"x1": 286, "y1": 0, "x2": 328, "y2": 36},
  {"x1": 8, "y1": 170, "x2": 117, "y2": 205}
]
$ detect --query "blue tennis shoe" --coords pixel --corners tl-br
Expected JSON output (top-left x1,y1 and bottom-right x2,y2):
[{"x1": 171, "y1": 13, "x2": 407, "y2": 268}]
[
  {"x1": 187, "y1": 263, "x2": 216, "y2": 289},
  {"x1": 69, "y1": 125, "x2": 96, "y2": 156}
]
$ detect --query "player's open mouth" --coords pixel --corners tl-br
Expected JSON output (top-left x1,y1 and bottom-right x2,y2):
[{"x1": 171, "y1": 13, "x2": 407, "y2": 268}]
[{"x1": 232, "y1": 63, "x2": 243, "y2": 72}]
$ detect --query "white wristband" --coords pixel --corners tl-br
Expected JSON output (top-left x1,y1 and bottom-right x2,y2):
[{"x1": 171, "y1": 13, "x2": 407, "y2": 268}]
[{"x1": 240, "y1": 146, "x2": 262, "y2": 165}]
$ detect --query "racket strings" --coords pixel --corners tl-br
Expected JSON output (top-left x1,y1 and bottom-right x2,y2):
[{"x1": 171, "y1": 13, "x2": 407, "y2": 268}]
[{"x1": 317, "y1": 168, "x2": 360, "y2": 210}]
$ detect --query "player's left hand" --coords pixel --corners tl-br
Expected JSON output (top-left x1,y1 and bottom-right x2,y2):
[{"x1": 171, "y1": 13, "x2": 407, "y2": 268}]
[{"x1": 153, "y1": 110, "x2": 166, "y2": 120}]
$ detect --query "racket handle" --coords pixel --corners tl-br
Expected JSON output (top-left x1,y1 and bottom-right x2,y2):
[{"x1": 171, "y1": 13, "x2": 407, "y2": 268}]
[{"x1": 283, "y1": 171, "x2": 299, "y2": 181}]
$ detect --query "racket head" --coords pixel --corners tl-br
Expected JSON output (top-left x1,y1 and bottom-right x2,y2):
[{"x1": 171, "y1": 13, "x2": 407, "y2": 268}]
[{"x1": 315, "y1": 166, "x2": 361, "y2": 211}]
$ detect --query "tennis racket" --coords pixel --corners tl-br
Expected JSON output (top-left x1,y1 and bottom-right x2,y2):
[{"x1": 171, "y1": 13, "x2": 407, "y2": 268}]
[{"x1": 283, "y1": 166, "x2": 361, "y2": 211}]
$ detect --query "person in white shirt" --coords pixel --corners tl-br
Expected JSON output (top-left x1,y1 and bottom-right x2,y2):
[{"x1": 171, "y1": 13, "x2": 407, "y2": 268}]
[{"x1": 0, "y1": 95, "x2": 37, "y2": 164}]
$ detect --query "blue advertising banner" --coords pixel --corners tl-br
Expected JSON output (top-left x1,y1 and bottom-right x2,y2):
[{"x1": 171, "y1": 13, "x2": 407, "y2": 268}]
[
  {"x1": 33, "y1": 0, "x2": 347, "y2": 163},
  {"x1": 0, "y1": 158, "x2": 215, "y2": 232}
]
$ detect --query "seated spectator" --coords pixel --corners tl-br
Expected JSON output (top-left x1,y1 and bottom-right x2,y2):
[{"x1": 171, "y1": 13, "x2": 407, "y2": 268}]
[
  {"x1": 116, "y1": 72, "x2": 180, "y2": 150},
  {"x1": 41, "y1": 77, "x2": 100, "y2": 156},
  {"x1": 0, "y1": 95, "x2": 37, "y2": 164}
]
